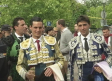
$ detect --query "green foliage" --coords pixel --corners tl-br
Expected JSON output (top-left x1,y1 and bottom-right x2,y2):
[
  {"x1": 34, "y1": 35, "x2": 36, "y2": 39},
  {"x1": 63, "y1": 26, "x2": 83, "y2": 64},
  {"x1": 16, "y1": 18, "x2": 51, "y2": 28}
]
[
  {"x1": 84, "y1": 0, "x2": 103, "y2": 8},
  {"x1": 0, "y1": 0, "x2": 87, "y2": 32},
  {"x1": 86, "y1": 1, "x2": 112, "y2": 28},
  {"x1": 106, "y1": 2, "x2": 112, "y2": 25}
]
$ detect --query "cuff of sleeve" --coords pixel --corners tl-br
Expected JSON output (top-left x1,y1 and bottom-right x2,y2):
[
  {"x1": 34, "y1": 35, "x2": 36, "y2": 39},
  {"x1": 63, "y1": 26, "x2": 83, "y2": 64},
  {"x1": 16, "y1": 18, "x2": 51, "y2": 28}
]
[{"x1": 19, "y1": 69, "x2": 27, "y2": 80}]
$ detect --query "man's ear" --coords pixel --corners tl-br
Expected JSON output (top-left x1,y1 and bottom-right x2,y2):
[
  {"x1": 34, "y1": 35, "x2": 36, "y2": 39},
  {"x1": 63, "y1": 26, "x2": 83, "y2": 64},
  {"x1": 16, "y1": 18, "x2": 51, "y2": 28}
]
[
  {"x1": 60, "y1": 24, "x2": 62, "y2": 27},
  {"x1": 30, "y1": 25, "x2": 32, "y2": 30},
  {"x1": 1, "y1": 31, "x2": 4, "y2": 34},
  {"x1": 14, "y1": 26, "x2": 18, "y2": 30},
  {"x1": 47, "y1": 31, "x2": 49, "y2": 34},
  {"x1": 1, "y1": 31, "x2": 5, "y2": 36}
]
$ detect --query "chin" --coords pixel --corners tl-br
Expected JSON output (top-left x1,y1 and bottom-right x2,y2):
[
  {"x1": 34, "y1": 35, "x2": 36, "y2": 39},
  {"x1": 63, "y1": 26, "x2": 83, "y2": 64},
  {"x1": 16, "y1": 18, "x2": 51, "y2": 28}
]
[
  {"x1": 37, "y1": 35, "x2": 42, "y2": 37},
  {"x1": 81, "y1": 32, "x2": 85, "y2": 35},
  {"x1": 82, "y1": 34, "x2": 87, "y2": 36}
]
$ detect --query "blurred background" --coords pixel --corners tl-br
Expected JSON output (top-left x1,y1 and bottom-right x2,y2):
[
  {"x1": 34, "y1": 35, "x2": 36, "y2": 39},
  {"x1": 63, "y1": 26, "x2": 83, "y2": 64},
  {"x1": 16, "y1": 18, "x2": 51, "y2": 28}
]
[{"x1": 0, "y1": 0, "x2": 112, "y2": 33}]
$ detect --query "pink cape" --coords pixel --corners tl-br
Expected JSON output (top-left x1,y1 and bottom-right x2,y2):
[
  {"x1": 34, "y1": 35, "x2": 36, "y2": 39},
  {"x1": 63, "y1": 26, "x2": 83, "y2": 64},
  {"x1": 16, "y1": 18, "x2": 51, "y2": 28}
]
[{"x1": 95, "y1": 61, "x2": 112, "y2": 81}]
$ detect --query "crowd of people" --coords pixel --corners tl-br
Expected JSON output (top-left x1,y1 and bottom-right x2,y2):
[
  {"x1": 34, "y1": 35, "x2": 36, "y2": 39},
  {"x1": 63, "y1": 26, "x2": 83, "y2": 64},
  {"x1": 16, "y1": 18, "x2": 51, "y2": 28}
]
[{"x1": 0, "y1": 15, "x2": 112, "y2": 81}]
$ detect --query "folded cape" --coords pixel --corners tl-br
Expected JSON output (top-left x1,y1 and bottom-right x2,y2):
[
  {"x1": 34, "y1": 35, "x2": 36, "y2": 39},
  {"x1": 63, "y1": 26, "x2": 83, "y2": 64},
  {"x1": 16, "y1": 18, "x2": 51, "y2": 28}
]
[
  {"x1": 34, "y1": 64, "x2": 64, "y2": 81},
  {"x1": 94, "y1": 61, "x2": 112, "y2": 81},
  {"x1": 48, "y1": 64, "x2": 64, "y2": 81}
]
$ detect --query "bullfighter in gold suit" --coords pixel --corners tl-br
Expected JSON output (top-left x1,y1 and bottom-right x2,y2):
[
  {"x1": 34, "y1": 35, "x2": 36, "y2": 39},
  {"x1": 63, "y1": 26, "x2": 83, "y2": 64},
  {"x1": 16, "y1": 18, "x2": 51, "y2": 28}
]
[{"x1": 16, "y1": 17, "x2": 64, "y2": 81}]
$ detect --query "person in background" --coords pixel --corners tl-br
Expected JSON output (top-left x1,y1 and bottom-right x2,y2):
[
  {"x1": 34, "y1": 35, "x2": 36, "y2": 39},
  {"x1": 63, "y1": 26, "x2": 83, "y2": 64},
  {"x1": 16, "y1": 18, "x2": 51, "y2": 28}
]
[
  {"x1": 45, "y1": 27, "x2": 54, "y2": 36},
  {"x1": 25, "y1": 25, "x2": 32, "y2": 37},
  {"x1": 74, "y1": 24, "x2": 81, "y2": 36},
  {"x1": 9, "y1": 26, "x2": 13, "y2": 34},
  {"x1": 53, "y1": 27, "x2": 61, "y2": 42},
  {"x1": 53, "y1": 27, "x2": 58, "y2": 37},
  {"x1": 102, "y1": 26, "x2": 112, "y2": 60},
  {"x1": 74, "y1": 24, "x2": 78, "y2": 36},
  {"x1": 1, "y1": 24, "x2": 11, "y2": 37},
  {"x1": 42, "y1": 25, "x2": 47, "y2": 36},
  {"x1": 102, "y1": 26, "x2": 112, "y2": 49},
  {"x1": 56, "y1": 19, "x2": 73, "y2": 60},
  {"x1": 0, "y1": 31, "x2": 2, "y2": 38},
  {"x1": 2, "y1": 17, "x2": 30, "y2": 81},
  {"x1": 0, "y1": 24, "x2": 11, "y2": 81},
  {"x1": 57, "y1": 19, "x2": 73, "y2": 81}
]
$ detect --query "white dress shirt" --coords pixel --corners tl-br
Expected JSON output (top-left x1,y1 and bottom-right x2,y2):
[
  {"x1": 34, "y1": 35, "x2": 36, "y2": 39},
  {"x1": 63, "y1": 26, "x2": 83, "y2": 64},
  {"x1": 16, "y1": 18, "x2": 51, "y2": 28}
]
[
  {"x1": 103, "y1": 36, "x2": 111, "y2": 46},
  {"x1": 15, "y1": 32, "x2": 25, "y2": 41},
  {"x1": 81, "y1": 33, "x2": 90, "y2": 48},
  {"x1": 78, "y1": 32, "x2": 81, "y2": 36},
  {"x1": 32, "y1": 36, "x2": 42, "y2": 50}
]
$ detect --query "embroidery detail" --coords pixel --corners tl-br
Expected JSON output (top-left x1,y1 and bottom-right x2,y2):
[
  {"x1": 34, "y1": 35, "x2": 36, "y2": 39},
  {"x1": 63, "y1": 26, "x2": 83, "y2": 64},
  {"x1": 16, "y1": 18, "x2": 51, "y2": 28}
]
[
  {"x1": 92, "y1": 33, "x2": 104, "y2": 44},
  {"x1": 43, "y1": 36, "x2": 56, "y2": 45}
]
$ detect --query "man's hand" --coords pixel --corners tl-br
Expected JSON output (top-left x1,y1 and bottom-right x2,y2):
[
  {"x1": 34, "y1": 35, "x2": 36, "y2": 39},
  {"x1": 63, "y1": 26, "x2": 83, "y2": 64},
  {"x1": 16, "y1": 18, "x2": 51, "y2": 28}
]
[
  {"x1": 44, "y1": 68, "x2": 53, "y2": 77},
  {"x1": 25, "y1": 70, "x2": 35, "y2": 81},
  {"x1": 94, "y1": 66, "x2": 102, "y2": 73},
  {"x1": 108, "y1": 46, "x2": 111, "y2": 49},
  {"x1": 7, "y1": 76, "x2": 12, "y2": 81}
]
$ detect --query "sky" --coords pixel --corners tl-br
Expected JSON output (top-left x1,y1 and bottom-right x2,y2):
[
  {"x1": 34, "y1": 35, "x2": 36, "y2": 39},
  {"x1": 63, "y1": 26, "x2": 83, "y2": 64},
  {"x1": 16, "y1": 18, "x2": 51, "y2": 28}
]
[
  {"x1": 77, "y1": 0, "x2": 84, "y2": 4},
  {"x1": 77, "y1": 0, "x2": 108, "y2": 3},
  {"x1": 77, "y1": 0, "x2": 83, "y2": 3}
]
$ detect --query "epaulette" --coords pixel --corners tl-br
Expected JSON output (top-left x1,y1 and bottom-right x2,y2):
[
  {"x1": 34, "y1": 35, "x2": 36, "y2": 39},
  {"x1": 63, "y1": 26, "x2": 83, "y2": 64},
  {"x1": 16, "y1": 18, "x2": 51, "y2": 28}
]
[
  {"x1": 20, "y1": 38, "x2": 31, "y2": 49},
  {"x1": 43, "y1": 36, "x2": 56, "y2": 45},
  {"x1": 69, "y1": 36, "x2": 79, "y2": 49},
  {"x1": 92, "y1": 33, "x2": 104, "y2": 44}
]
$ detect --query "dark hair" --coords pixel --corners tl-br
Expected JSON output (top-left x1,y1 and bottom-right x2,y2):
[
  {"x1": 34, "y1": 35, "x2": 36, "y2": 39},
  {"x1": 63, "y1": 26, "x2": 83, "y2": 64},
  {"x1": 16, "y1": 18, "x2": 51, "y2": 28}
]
[
  {"x1": 45, "y1": 27, "x2": 53, "y2": 34},
  {"x1": 102, "y1": 26, "x2": 109, "y2": 31},
  {"x1": 12, "y1": 17, "x2": 24, "y2": 30},
  {"x1": 1, "y1": 24, "x2": 11, "y2": 31},
  {"x1": 58, "y1": 19, "x2": 65, "y2": 27},
  {"x1": 77, "y1": 15, "x2": 90, "y2": 25},
  {"x1": 30, "y1": 17, "x2": 43, "y2": 26},
  {"x1": 56, "y1": 31, "x2": 61, "y2": 41}
]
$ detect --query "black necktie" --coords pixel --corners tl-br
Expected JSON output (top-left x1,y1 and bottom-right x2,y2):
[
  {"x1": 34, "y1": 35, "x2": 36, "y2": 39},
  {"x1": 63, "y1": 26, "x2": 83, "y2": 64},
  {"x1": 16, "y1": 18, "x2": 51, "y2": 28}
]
[
  {"x1": 19, "y1": 37, "x2": 23, "y2": 42},
  {"x1": 84, "y1": 38, "x2": 89, "y2": 52}
]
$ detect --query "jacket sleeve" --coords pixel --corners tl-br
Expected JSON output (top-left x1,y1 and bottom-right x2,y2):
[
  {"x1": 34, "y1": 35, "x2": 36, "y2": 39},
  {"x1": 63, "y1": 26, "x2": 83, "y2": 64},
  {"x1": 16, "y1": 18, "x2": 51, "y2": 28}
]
[
  {"x1": 101, "y1": 43, "x2": 112, "y2": 66},
  {"x1": 16, "y1": 48, "x2": 28, "y2": 80},
  {"x1": 54, "y1": 42, "x2": 64, "y2": 69},
  {"x1": 61, "y1": 32, "x2": 73, "y2": 54}
]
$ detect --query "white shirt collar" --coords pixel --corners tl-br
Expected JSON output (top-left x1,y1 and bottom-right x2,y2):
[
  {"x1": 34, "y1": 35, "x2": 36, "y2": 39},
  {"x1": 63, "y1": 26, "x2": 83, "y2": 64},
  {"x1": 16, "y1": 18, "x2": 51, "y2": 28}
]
[
  {"x1": 81, "y1": 33, "x2": 90, "y2": 41},
  {"x1": 32, "y1": 35, "x2": 42, "y2": 43},
  {"x1": 47, "y1": 34, "x2": 50, "y2": 36},
  {"x1": 62, "y1": 27, "x2": 68, "y2": 33},
  {"x1": 15, "y1": 32, "x2": 24, "y2": 38},
  {"x1": 78, "y1": 32, "x2": 81, "y2": 36}
]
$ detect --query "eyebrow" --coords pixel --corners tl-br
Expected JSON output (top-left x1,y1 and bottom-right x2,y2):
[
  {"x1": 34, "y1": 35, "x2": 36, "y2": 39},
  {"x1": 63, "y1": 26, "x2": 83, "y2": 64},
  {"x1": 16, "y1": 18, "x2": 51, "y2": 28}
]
[
  {"x1": 21, "y1": 24, "x2": 25, "y2": 26},
  {"x1": 34, "y1": 27, "x2": 42, "y2": 28},
  {"x1": 78, "y1": 24, "x2": 87, "y2": 26}
]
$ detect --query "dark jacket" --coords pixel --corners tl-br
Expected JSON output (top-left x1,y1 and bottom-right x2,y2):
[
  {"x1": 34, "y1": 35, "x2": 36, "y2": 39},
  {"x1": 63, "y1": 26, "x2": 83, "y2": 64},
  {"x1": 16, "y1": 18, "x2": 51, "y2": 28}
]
[
  {"x1": 1, "y1": 33, "x2": 30, "y2": 81},
  {"x1": 0, "y1": 39, "x2": 8, "y2": 81},
  {"x1": 34, "y1": 69, "x2": 55, "y2": 81}
]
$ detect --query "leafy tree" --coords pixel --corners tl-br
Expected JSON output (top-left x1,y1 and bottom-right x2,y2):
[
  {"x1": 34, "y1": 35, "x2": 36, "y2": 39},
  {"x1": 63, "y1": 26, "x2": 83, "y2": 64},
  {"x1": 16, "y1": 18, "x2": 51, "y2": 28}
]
[
  {"x1": 83, "y1": 0, "x2": 103, "y2": 8},
  {"x1": 86, "y1": 2, "x2": 112, "y2": 28},
  {"x1": 0, "y1": 0, "x2": 87, "y2": 32}
]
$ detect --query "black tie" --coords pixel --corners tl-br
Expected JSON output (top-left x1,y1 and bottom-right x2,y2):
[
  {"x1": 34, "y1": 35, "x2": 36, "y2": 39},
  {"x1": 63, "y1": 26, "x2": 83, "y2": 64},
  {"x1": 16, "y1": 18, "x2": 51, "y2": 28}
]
[
  {"x1": 84, "y1": 38, "x2": 89, "y2": 52},
  {"x1": 19, "y1": 37, "x2": 23, "y2": 42}
]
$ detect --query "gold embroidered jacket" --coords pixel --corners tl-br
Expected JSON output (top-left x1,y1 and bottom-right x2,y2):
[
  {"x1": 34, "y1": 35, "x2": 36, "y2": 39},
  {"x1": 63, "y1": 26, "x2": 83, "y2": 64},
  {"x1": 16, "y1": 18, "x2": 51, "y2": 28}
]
[{"x1": 16, "y1": 36, "x2": 64, "y2": 79}]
